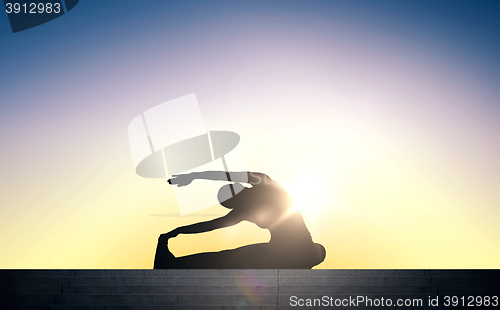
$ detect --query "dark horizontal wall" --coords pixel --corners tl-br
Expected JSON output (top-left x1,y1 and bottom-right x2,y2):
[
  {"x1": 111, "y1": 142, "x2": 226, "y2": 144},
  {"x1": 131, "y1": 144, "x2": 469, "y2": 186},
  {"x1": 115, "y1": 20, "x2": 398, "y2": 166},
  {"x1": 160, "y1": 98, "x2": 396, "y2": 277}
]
[{"x1": 0, "y1": 269, "x2": 499, "y2": 309}]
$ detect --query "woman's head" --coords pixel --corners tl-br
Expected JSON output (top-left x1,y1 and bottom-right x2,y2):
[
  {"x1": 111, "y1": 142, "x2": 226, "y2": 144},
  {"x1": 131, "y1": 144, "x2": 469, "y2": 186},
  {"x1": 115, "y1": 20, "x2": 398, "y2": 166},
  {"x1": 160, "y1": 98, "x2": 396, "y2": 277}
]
[{"x1": 218, "y1": 182, "x2": 245, "y2": 209}]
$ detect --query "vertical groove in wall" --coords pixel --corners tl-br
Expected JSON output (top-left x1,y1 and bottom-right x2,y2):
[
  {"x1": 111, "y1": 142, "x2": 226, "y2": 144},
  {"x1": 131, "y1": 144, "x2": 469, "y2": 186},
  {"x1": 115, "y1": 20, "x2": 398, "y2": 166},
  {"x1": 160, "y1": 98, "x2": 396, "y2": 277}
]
[{"x1": 277, "y1": 269, "x2": 280, "y2": 310}]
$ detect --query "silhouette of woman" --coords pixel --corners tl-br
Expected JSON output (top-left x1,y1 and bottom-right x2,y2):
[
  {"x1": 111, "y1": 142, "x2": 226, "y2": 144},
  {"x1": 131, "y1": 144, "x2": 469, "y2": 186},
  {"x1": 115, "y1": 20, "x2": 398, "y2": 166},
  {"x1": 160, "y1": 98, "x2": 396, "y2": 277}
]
[{"x1": 154, "y1": 171, "x2": 326, "y2": 269}]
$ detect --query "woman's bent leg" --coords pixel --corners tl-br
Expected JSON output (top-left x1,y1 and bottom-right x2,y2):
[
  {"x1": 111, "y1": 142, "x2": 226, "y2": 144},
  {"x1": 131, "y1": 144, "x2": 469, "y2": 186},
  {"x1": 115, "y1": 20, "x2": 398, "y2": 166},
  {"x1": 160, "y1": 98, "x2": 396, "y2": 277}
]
[
  {"x1": 153, "y1": 235, "x2": 176, "y2": 269},
  {"x1": 309, "y1": 243, "x2": 326, "y2": 268},
  {"x1": 154, "y1": 239, "x2": 326, "y2": 269},
  {"x1": 155, "y1": 243, "x2": 276, "y2": 269},
  {"x1": 169, "y1": 243, "x2": 273, "y2": 269}
]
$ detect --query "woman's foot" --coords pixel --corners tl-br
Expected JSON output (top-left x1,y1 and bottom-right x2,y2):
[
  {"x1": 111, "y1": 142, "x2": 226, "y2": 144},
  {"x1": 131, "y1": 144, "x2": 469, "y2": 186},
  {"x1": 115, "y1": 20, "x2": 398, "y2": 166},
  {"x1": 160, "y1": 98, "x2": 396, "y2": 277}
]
[{"x1": 153, "y1": 235, "x2": 176, "y2": 269}]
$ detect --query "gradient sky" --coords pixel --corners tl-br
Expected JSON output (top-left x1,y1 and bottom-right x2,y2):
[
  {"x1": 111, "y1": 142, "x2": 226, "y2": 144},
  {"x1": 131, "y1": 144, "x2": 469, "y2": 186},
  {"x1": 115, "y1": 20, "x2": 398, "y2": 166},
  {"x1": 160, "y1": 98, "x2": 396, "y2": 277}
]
[{"x1": 0, "y1": 0, "x2": 499, "y2": 268}]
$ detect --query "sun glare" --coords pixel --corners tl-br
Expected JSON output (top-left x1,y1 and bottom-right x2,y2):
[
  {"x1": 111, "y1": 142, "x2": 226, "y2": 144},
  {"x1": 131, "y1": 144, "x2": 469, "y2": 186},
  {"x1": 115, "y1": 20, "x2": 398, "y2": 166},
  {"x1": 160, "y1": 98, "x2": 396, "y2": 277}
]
[{"x1": 282, "y1": 174, "x2": 333, "y2": 217}]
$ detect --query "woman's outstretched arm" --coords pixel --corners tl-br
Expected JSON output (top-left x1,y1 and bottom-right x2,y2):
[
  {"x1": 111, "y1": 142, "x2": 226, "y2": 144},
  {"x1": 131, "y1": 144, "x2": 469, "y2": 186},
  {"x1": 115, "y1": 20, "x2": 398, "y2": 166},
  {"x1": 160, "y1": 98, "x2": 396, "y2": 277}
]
[
  {"x1": 164, "y1": 211, "x2": 242, "y2": 238},
  {"x1": 168, "y1": 171, "x2": 272, "y2": 186}
]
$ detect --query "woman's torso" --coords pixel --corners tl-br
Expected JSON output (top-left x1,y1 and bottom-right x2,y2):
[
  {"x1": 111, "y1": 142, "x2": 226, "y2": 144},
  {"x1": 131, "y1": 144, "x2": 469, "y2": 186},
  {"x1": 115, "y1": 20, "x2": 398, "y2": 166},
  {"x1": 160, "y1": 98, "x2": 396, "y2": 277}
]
[{"x1": 232, "y1": 182, "x2": 313, "y2": 246}]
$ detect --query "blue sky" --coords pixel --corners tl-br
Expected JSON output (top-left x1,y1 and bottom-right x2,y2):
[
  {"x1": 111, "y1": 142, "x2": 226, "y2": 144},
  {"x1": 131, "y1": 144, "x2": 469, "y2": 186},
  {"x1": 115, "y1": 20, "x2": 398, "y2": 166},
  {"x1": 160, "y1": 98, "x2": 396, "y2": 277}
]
[{"x1": 1, "y1": 1, "x2": 499, "y2": 268}]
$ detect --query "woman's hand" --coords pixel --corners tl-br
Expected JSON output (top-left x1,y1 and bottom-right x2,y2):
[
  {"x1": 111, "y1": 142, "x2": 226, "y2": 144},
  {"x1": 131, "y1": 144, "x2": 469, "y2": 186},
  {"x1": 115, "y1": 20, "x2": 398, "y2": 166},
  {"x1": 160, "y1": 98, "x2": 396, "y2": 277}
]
[
  {"x1": 168, "y1": 173, "x2": 195, "y2": 187},
  {"x1": 159, "y1": 229, "x2": 179, "y2": 242}
]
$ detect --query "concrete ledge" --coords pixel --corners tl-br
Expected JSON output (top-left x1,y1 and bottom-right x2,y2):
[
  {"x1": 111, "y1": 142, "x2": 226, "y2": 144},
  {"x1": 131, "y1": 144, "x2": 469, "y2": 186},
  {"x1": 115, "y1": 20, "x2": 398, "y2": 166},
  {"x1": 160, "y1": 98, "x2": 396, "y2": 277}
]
[
  {"x1": 75, "y1": 269, "x2": 279, "y2": 277},
  {"x1": 0, "y1": 270, "x2": 73, "y2": 277},
  {"x1": 0, "y1": 276, "x2": 69, "y2": 285},
  {"x1": 0, "y1": 294, "x2": 56, "y2": 306},
  {"x1": 426, "y1": 270, "x2": 500, "y2": 277},
  {"x1": 0, "y1": 269, "x2": 498, "y2": 309},
  {"x1": 68, "y1": 276, "x2": 278, "y2": 286},
  {"x1": 0, "y1": 285, "x2": 62, "y2": 294},
  {"x1": 438, "y1": 285, "x2": 499, "y2": 295},
  {"x1": 47, "y1": 307, "x2": 277, "y2": 310},
  {"x1": 279, "y1": 285, "x2": 438, "y2": 294},
  {"x1": 278, "y1": 269, "x2": 426, "y2": 276},
  {"x1": 63, "y1": 285, "x2": 277, "y2": 295},
  {"x1": 55, "y1": 294, "x2": 277, "y2": 306},
  {"x1": 431, "y1": 276, "x2": 500, "y2": 285},
  {"x1": 279, "y1": 276, "x2": 431, "y2": 286}
]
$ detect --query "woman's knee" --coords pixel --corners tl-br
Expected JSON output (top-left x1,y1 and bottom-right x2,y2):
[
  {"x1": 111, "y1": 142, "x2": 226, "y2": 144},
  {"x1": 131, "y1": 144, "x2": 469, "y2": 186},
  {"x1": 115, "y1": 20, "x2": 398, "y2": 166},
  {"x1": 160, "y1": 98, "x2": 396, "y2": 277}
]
[{"x1": 312, "y1": 243, "x2": 326, "y2": 265}]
